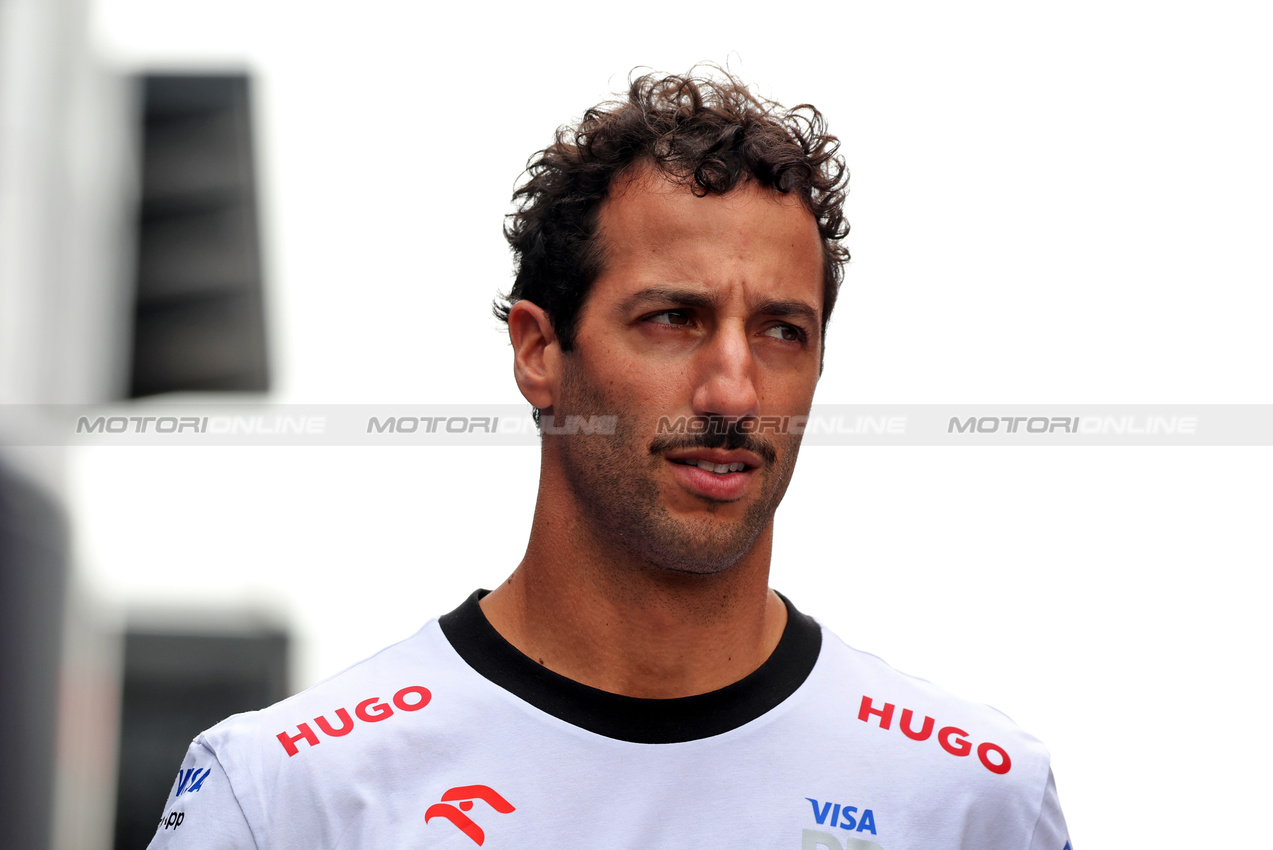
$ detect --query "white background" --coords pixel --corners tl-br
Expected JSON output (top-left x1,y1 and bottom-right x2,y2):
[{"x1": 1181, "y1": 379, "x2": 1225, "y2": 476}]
[{"x1": 74, "y1": 2, "x2": 1273, "y2": 846}]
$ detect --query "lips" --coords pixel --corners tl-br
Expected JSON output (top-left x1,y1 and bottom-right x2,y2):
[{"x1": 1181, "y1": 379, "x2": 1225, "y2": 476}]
[{"x1": 664, "y1": 449, "x2": 762, "y2": 501}]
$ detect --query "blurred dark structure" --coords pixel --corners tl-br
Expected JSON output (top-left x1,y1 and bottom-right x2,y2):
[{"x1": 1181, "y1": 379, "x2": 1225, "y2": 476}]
[
  {"x1": 0, "y1": 462, "x2": 69, "y2": 850},
  {"x1": 130, "y1": 73, "x2": 269, "y2": 397},
  {"x1": 113, "y1": 70, "x2": 283, "y2": 849},
  {"x1": 113, "y1": 629, "x2": 288, "y2": 850}
]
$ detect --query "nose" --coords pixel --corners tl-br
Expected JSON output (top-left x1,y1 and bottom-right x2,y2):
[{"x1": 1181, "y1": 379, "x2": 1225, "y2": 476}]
[{"x1": 690, "y1": 323, "x2": 760, "y2": 422}]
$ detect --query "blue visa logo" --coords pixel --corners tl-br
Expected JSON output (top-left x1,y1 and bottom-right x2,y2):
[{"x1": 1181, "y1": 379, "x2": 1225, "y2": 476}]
[
  {"x1": 174, "y1": 767, "x2": 211, "y2": 797},
  {"x1": 806, "y1": 798, "x2": 877, "y2": 835}
]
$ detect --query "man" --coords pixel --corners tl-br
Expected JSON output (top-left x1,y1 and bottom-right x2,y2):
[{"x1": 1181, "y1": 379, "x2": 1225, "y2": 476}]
[{"x1": 148, "y1": 70, "x2": 1071, "y2": 849}]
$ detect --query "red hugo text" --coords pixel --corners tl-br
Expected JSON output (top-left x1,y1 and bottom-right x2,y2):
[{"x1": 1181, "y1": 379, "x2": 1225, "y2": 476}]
[
  {"x1": 276, "y1": 685, "x2": 431, "y2": 757},
  {"x1": 857, "y1": 695, "x2": 1012, "y2": 775}
]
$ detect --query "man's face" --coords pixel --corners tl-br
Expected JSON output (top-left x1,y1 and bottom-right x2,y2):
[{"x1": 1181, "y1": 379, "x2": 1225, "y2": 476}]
[{"x1": 547, "y1": 168, "x2": 825, "y2": 575}]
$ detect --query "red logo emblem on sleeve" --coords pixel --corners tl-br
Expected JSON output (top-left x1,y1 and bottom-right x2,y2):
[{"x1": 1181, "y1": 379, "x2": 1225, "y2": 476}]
[{"x1": 424, "y1": 785, "x2": 515, "y2": 845}]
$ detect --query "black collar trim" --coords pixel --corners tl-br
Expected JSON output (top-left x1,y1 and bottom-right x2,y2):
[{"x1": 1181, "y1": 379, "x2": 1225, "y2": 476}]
[{"x1": 438, "y1": 589, "x2": 821, "y2": 744}]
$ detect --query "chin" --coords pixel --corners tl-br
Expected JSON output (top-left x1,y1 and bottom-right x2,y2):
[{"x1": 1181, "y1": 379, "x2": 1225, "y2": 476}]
[{"x1": 620, "y1": 513, "x2": 768, "y2": 577}]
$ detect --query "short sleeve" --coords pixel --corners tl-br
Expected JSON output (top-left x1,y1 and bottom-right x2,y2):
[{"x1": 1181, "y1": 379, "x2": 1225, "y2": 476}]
[
  {"x1": 1026, "y1": 768, "x2": 1071, "y2": 850},
  {"x1": 146, "y1": 738, "x2": 258, "y2": 850}
]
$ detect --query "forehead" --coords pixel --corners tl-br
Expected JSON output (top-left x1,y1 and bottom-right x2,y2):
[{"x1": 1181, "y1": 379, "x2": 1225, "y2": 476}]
[{"x1": 592, "y1": 166, "x2": 824, "y2": 309}]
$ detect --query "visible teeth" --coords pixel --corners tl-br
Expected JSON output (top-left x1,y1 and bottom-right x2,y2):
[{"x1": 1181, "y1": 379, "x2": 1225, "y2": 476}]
[{"x1": 688, "y1": 460, "x2": 747, "y2": 474}]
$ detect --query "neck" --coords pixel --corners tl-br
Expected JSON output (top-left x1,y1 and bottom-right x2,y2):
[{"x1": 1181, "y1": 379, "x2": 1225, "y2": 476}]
[{"x1": 480, "y1": 469, "x2": 787, "y2": 698}]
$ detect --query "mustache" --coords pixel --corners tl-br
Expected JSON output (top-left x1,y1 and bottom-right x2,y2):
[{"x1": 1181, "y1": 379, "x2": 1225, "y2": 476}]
[{"x1": 648, "y1": 417, "x2": 779, "y2": 465}]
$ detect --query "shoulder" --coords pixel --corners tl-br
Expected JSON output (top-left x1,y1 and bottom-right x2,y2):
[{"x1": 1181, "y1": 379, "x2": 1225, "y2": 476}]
[
  {"x1": 201, "y1": 616, "x2": 456, "y2": 762},
  {"x1": 812, "y1": 620, "x2": 1047, "y2": 766},
  {"x1": 146, "y1": 617, "x2": 476, "y2": 849},
  {"x1": 778, "y1": 615, "x2": 1073, "y2": 846},
  {"x1": 800, "y1": 619, "x2": 1059, "y2": 827},
  {"x1": 192, "y1": 618, "x2": 473, "y2": 828},
  {"x1": 162, "y1": 613, "x2": 512, "y2": 847}
]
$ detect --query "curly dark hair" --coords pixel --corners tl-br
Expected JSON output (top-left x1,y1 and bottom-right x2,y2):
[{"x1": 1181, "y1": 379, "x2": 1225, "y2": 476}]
[{"x1": 494, "y1": 68, "x2": 849, "y2": 350}]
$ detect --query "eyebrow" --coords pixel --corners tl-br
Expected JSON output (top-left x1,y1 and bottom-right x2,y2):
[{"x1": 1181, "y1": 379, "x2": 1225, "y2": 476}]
[
  {"x1": 618, "y1": 287, "x2": 717, "y2": 314},
  {"x1": 753, "y1": 298, "x2": 822, "y2": 333},
  {"x1": 618, "y1": 287, "x2": 822, "y2": 339}
]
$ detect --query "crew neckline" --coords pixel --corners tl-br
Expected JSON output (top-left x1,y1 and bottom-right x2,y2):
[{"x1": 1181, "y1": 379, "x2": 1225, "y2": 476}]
[{"x1": 438, "y1": 588, "x2": 821, "y2": 743}]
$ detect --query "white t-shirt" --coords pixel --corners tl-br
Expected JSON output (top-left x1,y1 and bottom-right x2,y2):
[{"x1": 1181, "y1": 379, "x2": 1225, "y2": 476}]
[{"x1": 147, "y1": 591, "x2": 1071, "y2": 849}]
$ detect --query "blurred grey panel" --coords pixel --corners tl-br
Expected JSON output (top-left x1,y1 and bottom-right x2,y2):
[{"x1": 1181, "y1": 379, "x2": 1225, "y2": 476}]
[
  {"x1": 0, "y1": 460, "x2": 69, "y2": 850},
  {"x1": 132, "y1": 292, "x2": 268, "y2": 392},
  {"x1": 142, "y1": 110, "x2": 249, "y2": 206},
  {"x1": 129, "y1": 73, "x2": 268, "y2": 398},
  {"x1": 113, "y1": 629, "x2": 289, "y2": 850},
  {"x1": 137, "y1": 206, "x2": 257, "y2": 297}
]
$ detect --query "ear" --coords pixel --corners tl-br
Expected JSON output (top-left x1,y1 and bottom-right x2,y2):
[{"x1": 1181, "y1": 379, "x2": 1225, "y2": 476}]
[{"x1": 508, "y1": 300, "x2": 560, "y2": 411}]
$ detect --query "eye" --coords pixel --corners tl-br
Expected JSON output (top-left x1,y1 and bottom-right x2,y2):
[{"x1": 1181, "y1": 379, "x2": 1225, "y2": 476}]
[
  {"x1": 762, "y1": 323, "x2": 804, "y2": 342},
  {"x1": 648, "y1": 310, "x2": 692, "y2": 327}
]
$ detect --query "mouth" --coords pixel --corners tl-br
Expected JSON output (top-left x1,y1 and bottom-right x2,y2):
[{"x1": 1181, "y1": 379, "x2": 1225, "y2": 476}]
[{"x1": 663, "y1": 450, "x2": 763, "y2": 501}]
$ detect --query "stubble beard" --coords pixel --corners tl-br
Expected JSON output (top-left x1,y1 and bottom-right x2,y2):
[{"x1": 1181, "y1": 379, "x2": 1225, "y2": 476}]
[{"x1": 550, "y1": 357, "x2": 802, "y2": 577}]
